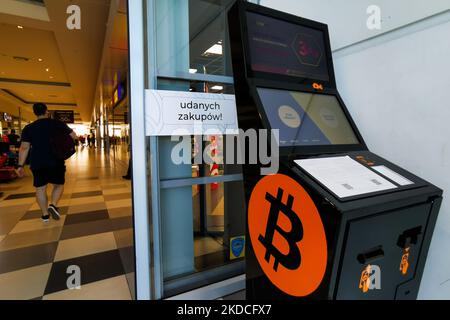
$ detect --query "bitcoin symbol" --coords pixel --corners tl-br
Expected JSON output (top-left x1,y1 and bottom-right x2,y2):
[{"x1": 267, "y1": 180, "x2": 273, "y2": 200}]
[
  {"x1": 258, "y1": 188, "x2": 303, "y2": 271},
  {"x1": 248, "y1": 174, "x2": 327, "y2": 297}
]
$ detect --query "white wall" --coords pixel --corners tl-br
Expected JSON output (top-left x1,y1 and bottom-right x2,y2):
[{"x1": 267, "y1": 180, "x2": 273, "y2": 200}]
[
  {"x1": 260, "y1": 0, "x2": 450, "y2": 299},
  {"x1": 259, "y1": 0, "x2": 450, "y2": 50},
  {"x1": 334, "y1": 18, "x2": 450, "y2": 300}
]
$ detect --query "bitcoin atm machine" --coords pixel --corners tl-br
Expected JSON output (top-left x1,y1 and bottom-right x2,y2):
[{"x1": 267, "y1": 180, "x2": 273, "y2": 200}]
[{"x1": 228, "y1": 1, "x2": 442, "y2": 300}]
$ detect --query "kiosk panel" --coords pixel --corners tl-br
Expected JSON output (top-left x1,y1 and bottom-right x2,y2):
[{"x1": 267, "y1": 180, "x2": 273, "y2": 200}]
[
  {"x1": 257, "y1": 88, "x2": 360, "y2": 147},
  {"x1": 229, "y1": 0, "x2": 442, "y2": 300}
]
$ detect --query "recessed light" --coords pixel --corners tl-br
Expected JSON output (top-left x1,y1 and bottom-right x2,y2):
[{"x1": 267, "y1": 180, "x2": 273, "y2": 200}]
[
  {"x1": 203, "y1": 44, "x2": 223, "y2": 56},
  {"x1": 38, "y1": 58, "x2": 43, "y2": 62},
  {"x1": 49, "y1": 76, "x2": 54, "y2": 79},
  {"x1": 211, "y1": 85, "x2": 224, "y2": 91},
  {"x1": 45, "y1": 68, "x2": 50, "y2": 72},
  {"x1": 17, "y1": 25, "x2": 24, "y2": 29}
]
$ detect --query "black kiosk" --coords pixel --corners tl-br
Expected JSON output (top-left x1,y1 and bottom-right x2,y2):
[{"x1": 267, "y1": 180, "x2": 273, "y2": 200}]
[{"x1": 228, "y1": 1, "x2": 442, "y2": 300}]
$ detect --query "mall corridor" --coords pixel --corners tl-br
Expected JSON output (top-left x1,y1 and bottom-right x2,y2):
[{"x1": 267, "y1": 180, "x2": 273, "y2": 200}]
[{"x1": 0, "y1": 146, "x2": 134, "y2": 300}]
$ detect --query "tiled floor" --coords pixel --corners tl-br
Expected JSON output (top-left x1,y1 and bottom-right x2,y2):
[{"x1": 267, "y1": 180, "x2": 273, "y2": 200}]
[{"x1": 0, "y1": 146, "x2": 135, "y2": 300}]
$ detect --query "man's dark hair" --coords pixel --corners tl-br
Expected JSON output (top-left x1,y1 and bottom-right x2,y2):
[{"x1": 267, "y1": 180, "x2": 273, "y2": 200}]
[
  {"x1": 10, "y1": 129, "x2": 16, "y2": 134},
  {"x1": 33, "y1": 103, "x2": 48, "y2": 116}
]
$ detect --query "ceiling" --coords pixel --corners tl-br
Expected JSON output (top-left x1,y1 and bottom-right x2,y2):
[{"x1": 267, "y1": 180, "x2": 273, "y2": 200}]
[
  {"x1": 0, "y1": 0, "x2": 111, "y2": 122},
  {"x1": 93, "y1": 0, "x2": 128, "y2": 125}
]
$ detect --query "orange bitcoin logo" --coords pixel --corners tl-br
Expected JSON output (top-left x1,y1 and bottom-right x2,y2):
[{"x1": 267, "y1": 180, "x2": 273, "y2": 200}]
[{"x1": 248, "y1": 174, "x2": 327, "y2": 297}]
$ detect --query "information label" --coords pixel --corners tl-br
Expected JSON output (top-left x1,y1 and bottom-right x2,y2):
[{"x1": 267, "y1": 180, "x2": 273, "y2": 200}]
[
  {"x1": 295, "y1": 156, "x2": 397, "y2": 198},
  {"x1": 372, "y1": 165, "x2": 414, "y2": 186},
  {"x1": 145, "y1": 90, "x2": 238, "y2": 136}
]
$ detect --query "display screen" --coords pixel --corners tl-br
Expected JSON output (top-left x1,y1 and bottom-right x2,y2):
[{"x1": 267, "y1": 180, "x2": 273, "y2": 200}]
[
  {"x1": 257, "y1": 88, "x2": 359, "y2": 147},
  {"x1": 246, "y1": 12, "x2": 330, "y2": 82}
]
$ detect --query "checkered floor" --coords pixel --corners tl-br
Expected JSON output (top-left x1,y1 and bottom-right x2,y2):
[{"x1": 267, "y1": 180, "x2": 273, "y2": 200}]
[{"x1": 0, "y1": 146, "x2": 134, "y2": 300}]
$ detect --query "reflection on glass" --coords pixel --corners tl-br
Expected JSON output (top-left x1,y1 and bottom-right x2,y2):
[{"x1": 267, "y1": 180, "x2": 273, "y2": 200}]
[
  {"x1": 156, "y1": 0, "x2": 235, "y2": 77},
  {"x1": 155, "y1": 0, "x2": 244, "y2": 298},
  {"x1": 191, "y1": 181, "x2": 243, "y2": 272}
]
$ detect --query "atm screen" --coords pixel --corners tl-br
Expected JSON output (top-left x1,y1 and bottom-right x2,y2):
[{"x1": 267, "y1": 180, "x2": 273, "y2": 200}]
[
  {"x1": 257, "y1": 88, "x2": 360, "y2": 147},
  {"x1": 246, "y1": 11, "x2": 330, "y2": 82}
]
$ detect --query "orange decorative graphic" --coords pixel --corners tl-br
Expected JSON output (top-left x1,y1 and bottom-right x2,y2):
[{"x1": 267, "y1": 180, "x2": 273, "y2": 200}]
[
  {"x1": 359, "y1": 265, "x2": 372, "y2": 293},
  {"x1": 209, "y1": 136, "x2": 220, "y2": 191},
  {"x1": 400, "y1": 247, "x2": 410, "y2": 275},
  {"x1": 312, "y1": 83, "x2": 324, "y2": 91},
  {"x1": 248, "y1": 174, "x2": 327, "y2": 297}
]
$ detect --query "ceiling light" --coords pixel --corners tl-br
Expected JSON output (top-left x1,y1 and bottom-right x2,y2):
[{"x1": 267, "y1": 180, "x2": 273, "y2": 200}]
[
  {"x1": 45, "y1": 68, "x2": 50, "y2": 72},
  {"x1": 17, "y1": 25, "x2": 24, "y2": 29},
  {"x1": 38, "y1": 58, "x2": 43, "y2": 62},
  {"x1": 189, "y1": 68, "x2": 198, "y2": 74},
  {"x1": 203, "y1": 43, "x2": 223, "y2": 56},
  {"x1": 211, "y1": 85, "x2": 223, "y2": 91},
  {"x1": 49, "y1": 76, "x2": 54, "y2": 79}
]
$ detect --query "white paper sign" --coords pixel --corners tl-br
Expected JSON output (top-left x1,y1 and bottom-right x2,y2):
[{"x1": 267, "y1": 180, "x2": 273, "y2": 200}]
[
  {"x1": 145, "y1": 89, "x2": 238, "y2": 136},
  {"x1": 295, "y1": 156, "x2": 398, "y2": 198},
  {"x1": 372, "y1": 165, "x2": 414, "y2": 186}
]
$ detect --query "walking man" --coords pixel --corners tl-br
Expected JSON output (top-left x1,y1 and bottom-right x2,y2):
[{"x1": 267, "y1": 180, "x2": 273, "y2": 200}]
[{"x1": 17, "y1": 103, "x2": 77, "y2": 222}]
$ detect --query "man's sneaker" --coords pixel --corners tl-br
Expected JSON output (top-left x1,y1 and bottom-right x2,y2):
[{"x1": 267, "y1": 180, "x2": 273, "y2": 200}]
[
  {"x1": 42, "y1": 215, "x2": 50, "y2": 223},
  {"x1": 48, "y1": 204, "x2": 61, "y2": 220}
]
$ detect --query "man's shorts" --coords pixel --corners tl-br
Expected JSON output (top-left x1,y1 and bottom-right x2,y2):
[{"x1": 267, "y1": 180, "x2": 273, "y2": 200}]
[{"x1": 31, "y1": 166, "x2": 66, "y2": 188}]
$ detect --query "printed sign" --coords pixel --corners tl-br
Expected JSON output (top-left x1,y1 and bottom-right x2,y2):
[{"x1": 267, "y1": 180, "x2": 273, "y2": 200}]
[
  {"x1": 248, "y1": 174, "x2": 327, "y2": 297},
  {"x1": 51, "y1": 110, "x2": 74, "y2": 124},
  {"x1": 145, "y1": 90, "x2": 238, "y2": 136},
  {"x1": 230, "y1": 236, "x2": 245, "y2": 260}
]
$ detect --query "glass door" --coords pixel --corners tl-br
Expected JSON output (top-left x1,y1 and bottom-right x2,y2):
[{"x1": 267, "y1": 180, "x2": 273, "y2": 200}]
[{"x1": 149, "y1": 0, "x2": 245, "y2": 298}]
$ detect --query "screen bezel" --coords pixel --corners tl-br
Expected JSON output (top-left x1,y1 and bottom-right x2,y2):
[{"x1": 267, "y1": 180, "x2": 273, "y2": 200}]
[
  {"x1": 249, "y1": 80, "x2": 367, "y2": 157},
  {"x1": 239, "y1": 2, "x2": 337, "y2": 89}
]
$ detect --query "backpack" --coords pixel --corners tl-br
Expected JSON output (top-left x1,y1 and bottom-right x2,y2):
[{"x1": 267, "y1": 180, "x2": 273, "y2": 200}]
[{"x1": 50, "y1": 122, "x2": 76, "y2": 160}]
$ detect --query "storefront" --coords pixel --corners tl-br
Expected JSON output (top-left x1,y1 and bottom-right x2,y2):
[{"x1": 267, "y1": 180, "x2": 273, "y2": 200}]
[{"x1": 0, "y1": 112, "x2": 27, "y2": 136}]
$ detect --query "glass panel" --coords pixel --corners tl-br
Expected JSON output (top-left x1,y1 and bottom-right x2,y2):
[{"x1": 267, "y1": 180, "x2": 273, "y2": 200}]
[
  {"x1": 162, "y1": 180, "x2": 246, "y2": 294},
  {"x1": 154, "y1": 0, "x2": 244, "y2": 298},
  {"x1": 156, "y1": 0, "x2": 235, "y2": 77}
]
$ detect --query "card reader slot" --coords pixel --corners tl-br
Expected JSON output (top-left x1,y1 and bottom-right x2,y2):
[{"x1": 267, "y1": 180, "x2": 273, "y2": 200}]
[{"x1": 357, "y1": 246, "x2": 384, "y2": 264}]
